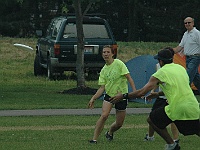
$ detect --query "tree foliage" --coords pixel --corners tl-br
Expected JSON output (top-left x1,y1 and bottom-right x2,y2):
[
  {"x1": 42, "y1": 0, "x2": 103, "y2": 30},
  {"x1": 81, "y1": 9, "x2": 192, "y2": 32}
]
[{"x1": 1, "y1": 0, "x2": 200, "y2": 42}]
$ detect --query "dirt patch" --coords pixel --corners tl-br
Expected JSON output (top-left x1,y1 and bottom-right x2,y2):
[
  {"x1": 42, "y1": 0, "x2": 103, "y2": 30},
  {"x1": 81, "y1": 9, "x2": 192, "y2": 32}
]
[{"x1": 59, "y1": 87, "x2": 97, "y2": 95}]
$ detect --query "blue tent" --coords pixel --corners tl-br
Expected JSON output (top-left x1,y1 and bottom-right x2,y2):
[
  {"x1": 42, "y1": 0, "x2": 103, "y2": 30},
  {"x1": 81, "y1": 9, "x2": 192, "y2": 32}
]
[{"x1": 125, "y1": 55, "x2": 158, "y2": 104}]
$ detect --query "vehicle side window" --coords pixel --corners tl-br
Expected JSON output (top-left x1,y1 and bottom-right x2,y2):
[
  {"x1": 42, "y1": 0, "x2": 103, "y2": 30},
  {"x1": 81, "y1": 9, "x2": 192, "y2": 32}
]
[
  {"x1": 51, "y1": 19, "x2": 62, "y2": 38},
  {"x1": 63, "y1": 23, "x2": 76, "y2": 38},
  {"x1": 63, "y1": 23, "x2": 109, "y2": 39},
  {"x1": 46, "y1": 19, "x2": 57, "y2": 37}
]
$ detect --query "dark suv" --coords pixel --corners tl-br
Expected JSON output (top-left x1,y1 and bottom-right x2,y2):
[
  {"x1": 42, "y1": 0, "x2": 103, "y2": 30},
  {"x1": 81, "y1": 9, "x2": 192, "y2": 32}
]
[{"x1": 34, "y1": 15, "x2": 117, "y2": 79}]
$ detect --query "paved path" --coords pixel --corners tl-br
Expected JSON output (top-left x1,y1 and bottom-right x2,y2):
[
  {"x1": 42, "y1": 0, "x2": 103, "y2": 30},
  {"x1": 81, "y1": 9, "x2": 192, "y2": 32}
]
[{"x1": 0, "y1": 108, "x2": 151, "y2": 117}]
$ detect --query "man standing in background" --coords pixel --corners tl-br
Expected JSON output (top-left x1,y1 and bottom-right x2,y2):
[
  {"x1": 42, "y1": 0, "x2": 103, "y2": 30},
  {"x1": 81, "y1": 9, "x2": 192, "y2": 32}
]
[{"x1": 173, "y1": 16, "x2": 200, "y2": 93}]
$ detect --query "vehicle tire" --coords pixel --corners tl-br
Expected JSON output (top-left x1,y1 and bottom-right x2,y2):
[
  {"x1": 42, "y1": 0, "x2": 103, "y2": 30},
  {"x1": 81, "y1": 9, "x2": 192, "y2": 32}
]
[
  {"x1": 47, "y1": 57, "x2": 55, "y2": 80},
  {"x1": 34, "y1": 53, "x2": 46, "y2": 76}
]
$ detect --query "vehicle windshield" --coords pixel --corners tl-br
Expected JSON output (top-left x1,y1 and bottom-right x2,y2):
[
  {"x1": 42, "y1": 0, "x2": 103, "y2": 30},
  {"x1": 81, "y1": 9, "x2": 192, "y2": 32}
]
[{"x1": 63, "y1": 23, "x2": 109, "y2": 38}]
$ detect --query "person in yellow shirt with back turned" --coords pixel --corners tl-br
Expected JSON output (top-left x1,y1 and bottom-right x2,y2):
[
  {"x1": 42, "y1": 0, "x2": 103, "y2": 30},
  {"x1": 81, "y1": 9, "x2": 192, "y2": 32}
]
[{"x1": 110, "y1": 47, "x2": 200, "y2": 150}]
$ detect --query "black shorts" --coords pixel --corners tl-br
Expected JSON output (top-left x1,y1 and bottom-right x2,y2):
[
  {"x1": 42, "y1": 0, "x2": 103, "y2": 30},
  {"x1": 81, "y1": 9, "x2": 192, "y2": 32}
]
[
  {"x1": 149, "y1": 107, "x2": 200, "y2": 136},
  {"x1": 152, "y1": 97, "x2": 168, "y2": 111},
  {"x1": 104, "y1": 94, "x2": 128, "y2": 110}
]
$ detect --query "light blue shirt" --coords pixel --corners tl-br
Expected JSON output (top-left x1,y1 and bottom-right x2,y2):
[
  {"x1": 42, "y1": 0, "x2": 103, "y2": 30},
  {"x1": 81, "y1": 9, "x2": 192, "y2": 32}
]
[{"x1": 179, "y1": 27, "x2": 200, "y2": 55}]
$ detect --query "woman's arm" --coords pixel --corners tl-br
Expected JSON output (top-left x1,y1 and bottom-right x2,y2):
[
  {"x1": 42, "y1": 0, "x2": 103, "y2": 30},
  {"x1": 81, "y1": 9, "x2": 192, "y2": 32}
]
[
  {"x1": 125, "y1": 73, "x2": 136, "y2": 91},
  {"x1": 88, "y1": 85, "x2": 105, "y2": 109}
]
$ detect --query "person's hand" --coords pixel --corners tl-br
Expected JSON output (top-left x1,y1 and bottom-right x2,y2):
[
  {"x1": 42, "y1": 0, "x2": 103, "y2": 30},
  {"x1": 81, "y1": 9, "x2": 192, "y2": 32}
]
[
  {"x1": 109, "y1": 92, "x2": 123, "y2": 104},
  {"x1": 146, "y1": 92, "x2": 159, "y2": 100},
  {"x1": 88, "y1": 99, "x2": 95, "y2": 109}
]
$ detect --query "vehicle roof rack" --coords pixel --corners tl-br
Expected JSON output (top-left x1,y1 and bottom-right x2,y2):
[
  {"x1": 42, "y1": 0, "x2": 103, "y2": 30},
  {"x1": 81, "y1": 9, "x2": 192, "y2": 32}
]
[{"x1": 58, "y1": 13, "x2": 106, "y2": 19}]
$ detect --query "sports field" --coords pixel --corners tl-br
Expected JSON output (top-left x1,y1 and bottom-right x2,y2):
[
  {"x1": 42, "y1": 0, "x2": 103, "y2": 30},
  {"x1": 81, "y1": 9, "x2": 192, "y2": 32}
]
[
  {"x1": 0, "y1": 37, "x2": 199, "y2": 149},
  {"x1": 0, "y1": 115, "x2": 199, "y2": 150}
]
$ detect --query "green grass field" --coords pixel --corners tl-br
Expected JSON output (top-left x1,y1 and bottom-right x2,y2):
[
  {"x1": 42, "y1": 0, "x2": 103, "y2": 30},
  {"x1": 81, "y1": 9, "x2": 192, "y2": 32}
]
[
  {"x1": 0, "y1": 37, "x2": 199, "y2": 109},
  {"x1": 0, "y1": 115, "x2": 199, "y2": 150},
  {"x1": 0, "y1": 37, "x2": 199, "y2": 149}
]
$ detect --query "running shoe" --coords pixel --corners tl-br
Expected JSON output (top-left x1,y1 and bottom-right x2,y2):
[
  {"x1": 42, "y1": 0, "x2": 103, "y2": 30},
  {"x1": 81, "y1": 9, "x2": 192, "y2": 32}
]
[
  {"x1": 144, "y1": 133, "x2": 155, "y2": 141},
  {"x1": 105, "y1": 131, "x2": 113, "y2": 141}
]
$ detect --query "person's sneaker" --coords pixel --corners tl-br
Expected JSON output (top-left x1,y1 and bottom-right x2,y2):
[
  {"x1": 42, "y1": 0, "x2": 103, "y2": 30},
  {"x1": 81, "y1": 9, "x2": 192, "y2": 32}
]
[
  {"x1": 165, "y1": 142, "x2": 180, "y2": 150},
  {"x1": 88, "y1": 140, "x2": 97, "y2": 144},
  {"x1": 143, "y1": 134, "x2": 154, "y2": 141},
  {"x1": 105, "y1": 131, "x2": 113, "y2": 141},
  {"x1": 174, "y1": 139, "x2": 180, "y2": 144}
]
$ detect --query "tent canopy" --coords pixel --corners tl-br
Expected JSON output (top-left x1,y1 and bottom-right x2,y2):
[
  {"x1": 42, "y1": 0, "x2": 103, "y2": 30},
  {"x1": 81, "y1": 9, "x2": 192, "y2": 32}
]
[{"x1": 126, "y1": 55, "x2": 158, "y2": 103}]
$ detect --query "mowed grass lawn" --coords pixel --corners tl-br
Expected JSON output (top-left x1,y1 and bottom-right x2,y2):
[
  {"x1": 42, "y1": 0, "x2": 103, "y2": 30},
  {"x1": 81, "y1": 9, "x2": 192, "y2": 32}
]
[
  {"x1": 0, "y1": 37, "x2": 199, "y2": 149},
  {"x1": 0, "y1": 115, "x2": 199, "y2": 150}
]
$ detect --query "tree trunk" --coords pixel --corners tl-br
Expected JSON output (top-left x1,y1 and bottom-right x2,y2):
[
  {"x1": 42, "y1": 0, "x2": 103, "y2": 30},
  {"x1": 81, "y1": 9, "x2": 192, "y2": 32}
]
[{"x1": 73, "y1": 0, "x2": 86, "y2": 88}]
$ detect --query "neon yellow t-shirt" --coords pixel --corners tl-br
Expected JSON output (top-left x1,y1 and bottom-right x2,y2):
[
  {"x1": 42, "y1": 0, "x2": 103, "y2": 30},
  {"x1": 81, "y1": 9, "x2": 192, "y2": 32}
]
[
  {"x1": 152, "y1": 63, "x2": 200, "y2": 121},
  {"x1": 99, "y1": 59, "x2": 129, "y2": 97}
]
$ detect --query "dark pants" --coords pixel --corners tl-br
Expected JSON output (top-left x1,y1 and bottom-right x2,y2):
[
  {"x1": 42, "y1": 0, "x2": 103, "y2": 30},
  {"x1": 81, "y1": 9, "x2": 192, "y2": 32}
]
[
  {"x1": 150, "y1": 107, "x2": 200, "y2": 136},
  {"x1": 186, "y1": 55, "x2": 200, "y2": 92}
]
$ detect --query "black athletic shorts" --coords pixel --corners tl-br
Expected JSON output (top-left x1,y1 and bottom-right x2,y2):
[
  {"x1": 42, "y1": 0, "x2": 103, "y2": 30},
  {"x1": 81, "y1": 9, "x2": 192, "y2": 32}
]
[
  {"x1": 149, "y1": 107, "x2": 200, "y2": 136},
  {"x1": 152, "y1": 97, "x2": 168, "y2": 111},
  {"x1": 104, "y1": 94, "x2": 128, "y2": 110}
]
